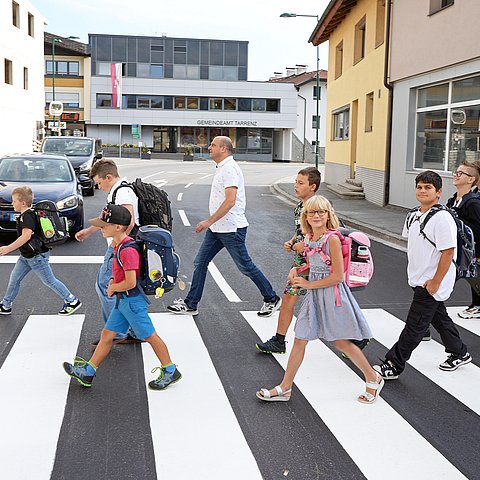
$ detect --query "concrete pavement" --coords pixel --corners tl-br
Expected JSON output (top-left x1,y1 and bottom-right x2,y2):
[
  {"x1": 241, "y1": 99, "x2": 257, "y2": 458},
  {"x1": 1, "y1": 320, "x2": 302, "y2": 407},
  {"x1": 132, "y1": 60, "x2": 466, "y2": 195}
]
[{"x1": 272, "y1": 176, "x2": 409, "y2": 250}]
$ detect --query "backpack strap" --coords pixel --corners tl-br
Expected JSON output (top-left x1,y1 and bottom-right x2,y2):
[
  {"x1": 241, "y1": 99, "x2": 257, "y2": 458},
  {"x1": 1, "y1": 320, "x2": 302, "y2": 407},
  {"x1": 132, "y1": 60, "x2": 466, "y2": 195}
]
[{"x1": 111, "y1": 181, "x2": 134, "y2": 205}]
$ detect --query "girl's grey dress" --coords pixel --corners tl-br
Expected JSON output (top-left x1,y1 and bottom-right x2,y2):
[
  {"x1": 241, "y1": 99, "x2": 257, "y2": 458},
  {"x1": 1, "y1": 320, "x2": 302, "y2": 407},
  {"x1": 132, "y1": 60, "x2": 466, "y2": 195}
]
[{"x1": 294, "y1": 238, "x2": 372, "y2": 342}]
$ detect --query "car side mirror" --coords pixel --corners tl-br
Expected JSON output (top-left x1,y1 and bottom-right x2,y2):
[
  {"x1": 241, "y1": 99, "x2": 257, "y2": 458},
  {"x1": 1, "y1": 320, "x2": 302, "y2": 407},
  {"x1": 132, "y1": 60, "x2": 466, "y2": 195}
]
[
  {"x1": 95, "y1": 152, "x2": 103, "y2": 159},
  {"x1": 78, "y1": 174, "x2": 90, "y2": 183}
]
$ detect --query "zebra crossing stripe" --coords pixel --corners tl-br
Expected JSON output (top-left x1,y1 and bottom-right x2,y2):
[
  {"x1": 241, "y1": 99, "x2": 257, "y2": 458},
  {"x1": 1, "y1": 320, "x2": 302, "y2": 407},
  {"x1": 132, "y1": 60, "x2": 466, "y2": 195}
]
[
  {"x1": 242, "y1": 310, "x2": 467, "y2": 480},
  {"x1": 142, "y1": 313, "x2": 263, "y2": 479},
  {"x1": 364, "y1": 309, "x2": 480, "y2": 416},
  {"x1": 0, "y1": 314, "x2": 85, "y2": 480}
]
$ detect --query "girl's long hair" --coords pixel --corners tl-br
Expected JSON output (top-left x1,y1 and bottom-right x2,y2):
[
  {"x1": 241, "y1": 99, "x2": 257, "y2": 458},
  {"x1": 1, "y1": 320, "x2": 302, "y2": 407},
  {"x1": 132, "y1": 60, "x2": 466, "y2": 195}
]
[{"x1": 300, "y1": 195, "x2": 340, "y2": 235}]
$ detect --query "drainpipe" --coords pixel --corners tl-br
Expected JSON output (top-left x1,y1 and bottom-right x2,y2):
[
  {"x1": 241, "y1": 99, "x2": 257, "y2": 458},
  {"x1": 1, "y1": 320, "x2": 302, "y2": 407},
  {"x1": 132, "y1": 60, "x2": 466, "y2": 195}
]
[
  {"x1": 298, "y1": 92, "x2": 307, "y2": 162},
  {"x1": 383, "y1": 0, "x2": 393, "y2": 205}
]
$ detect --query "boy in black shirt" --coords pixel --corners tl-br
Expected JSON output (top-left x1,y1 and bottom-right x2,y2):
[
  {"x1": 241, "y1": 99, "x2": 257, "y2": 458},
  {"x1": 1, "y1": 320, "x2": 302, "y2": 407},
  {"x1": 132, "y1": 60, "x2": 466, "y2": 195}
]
[{"x1": 0, "y1": 186, "x2": 81, "y2": 315}]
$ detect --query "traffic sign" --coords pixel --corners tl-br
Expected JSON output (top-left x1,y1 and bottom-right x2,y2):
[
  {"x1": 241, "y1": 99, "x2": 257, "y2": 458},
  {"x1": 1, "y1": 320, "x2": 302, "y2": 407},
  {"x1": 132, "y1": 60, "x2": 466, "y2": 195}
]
[{"x1": 49, "y1": 101, "x2": 63, "y2": 116}]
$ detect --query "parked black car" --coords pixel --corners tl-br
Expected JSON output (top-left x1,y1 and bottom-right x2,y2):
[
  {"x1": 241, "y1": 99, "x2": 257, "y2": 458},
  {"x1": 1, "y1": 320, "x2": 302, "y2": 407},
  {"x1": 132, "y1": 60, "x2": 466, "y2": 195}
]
[
  {"x1": 0, "y1": 154, "x2": 84, "y2": 238},
  {"x1": 41, "y1": 137, "x2": 102, "y2": 196}
]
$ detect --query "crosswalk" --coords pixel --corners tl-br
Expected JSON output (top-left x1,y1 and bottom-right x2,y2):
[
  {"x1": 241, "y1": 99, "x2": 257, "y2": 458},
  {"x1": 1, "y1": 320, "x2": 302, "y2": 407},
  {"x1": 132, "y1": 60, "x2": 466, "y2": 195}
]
[{"x1": 0, "y1": 307, "x2": 479, "y2": 479}]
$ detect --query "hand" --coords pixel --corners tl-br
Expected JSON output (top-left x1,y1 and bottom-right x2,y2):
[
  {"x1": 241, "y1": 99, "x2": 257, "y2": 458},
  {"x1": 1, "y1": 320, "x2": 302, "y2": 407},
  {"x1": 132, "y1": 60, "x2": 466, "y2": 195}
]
[
  {"x1": 107, "y1": 280, "x2": 116, "y2": 298},
  {"x1": 75, "y1": 229, "x2": 91, "y2": 242},
  {"x1": 292, "y1": 241, "x2": 305, "y2": 254},
  {"x1": 423, "y1": 279, "x2": 440, "y2": 296},
  {"x1": 287, "y1": 267, "x2": 298, "y2": 283},
  {"x1": 0, "y1": 246, "x2": 9, "y2": 256},
  {"x1": 292, "y1": 276, "x2": 310, "y2": 289},
  {"x1": 195, "y1": 220, "x2": 211, "y2": 233},
  {"x1": 283, "y1": 240, "x2": 293, "y2": 252}
]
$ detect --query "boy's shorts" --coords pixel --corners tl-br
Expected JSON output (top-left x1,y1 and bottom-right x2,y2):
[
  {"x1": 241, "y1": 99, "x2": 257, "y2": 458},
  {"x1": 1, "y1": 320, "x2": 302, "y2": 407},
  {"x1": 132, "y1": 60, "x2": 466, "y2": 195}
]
[
  {"x1": 284, "y1": 262, "x2": 308, "y2": 297},
  {"x1": 105, "y1": 295, "x2": 155, "y2": 340}
]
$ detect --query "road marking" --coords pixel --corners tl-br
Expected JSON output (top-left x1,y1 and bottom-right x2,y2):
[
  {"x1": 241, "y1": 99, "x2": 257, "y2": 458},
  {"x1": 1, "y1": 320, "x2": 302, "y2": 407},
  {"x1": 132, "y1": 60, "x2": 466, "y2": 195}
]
[
  {"x1": 0, "y1": 256, "x2": 104, "y2": 264},
  {"x1": 0, "y1": 314, "x2": 85, "y2": 480},
  {"x1": 199, "y1": 173, "x2": 214, "y2": 179},
  {"x1": 243, "y1": 310, "x2": 467, "y2": 480},
  {"x1": 177, "y1": 193, "x2": 183, "y2": 201},
  {"x1": 185, "y1": 182, "x2": 193, "y2": 188},
  {"x1": 364, "y1": 309, "x2": 480, "y2": 415},
  {"x1": 142, "y1": 170, "x2": 166, "y2": 180},
  {"x1": 208, "y1": 262, "x2": 242, "y2": 302},
  {"x1": 447, "y1": 306, "x2": 480, "y2": 336},
  {"x1": 167, "y1": 171, "x2": 179, "y2": 174},
  {"x1": 178, "y1": 210, "x2": 191, "y2": 226},
  {"x1": 143, "y1": 313, "x2": 263, "y2": 480},
  {"x1": 155, "y1": 180, "x2": 168, "y2": 187}
]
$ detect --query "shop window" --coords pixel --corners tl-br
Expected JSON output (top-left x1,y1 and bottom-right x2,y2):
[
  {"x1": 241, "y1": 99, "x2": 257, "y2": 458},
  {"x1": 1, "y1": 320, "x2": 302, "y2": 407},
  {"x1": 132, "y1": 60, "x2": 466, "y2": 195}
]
[
  {"x1": 430, "y1": 0, "x2": 454, "y2": 15},
  {"x1": 5, "y1": 59, "x2": 13, "y2": 85},
  {"x1": 417, "y1": 83, "x2": 449, "y2": 108},
  {"x1": 28, "y1": 13, "x2": 34, "y2": 37},
  {"x1": 375, "y1": 0, "x2": 385, "y2": 47},
  {"x1": 333, "y1": 107, "x2": 349, "y2": 140},
  {"x1": 12, "y1": 1, "x2": 19, "y2": 28},
  {"x1": 415, "y1": 109, "x2": 447, "y2": 170},
  {"x1": 365, "y1": 92, "x2": 374, "y2": 132},
  {"x1": 354, "y1": 17, "x2": 366, "y2": 64},
  {"x1": 335, "y1": 42, "x2": 343, "y2": 79},
  {"x1": 452, "y1": 75, "x2": 480, "y2": 103}
]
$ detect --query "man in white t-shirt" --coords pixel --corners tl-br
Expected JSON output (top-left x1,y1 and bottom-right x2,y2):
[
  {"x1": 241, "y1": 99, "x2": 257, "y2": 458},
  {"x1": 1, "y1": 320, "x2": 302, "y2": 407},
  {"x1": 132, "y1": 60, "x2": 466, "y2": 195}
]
[
  {"x1": 374, "y1": 171, "x2": 471, "y2": 380},
  {"x1": 167, "y1": 136, "x2": 281, "y2": 317},
  {"x1": 75, "y1": 159, "x2": 140, "y2": 345}
]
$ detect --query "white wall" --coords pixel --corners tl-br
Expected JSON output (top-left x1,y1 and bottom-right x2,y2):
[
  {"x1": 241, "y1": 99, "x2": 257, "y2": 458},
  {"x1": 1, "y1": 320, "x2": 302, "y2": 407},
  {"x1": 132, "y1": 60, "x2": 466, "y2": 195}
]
[{"x1": 0, "y1": 0, "x2": 46, "y2": 156}]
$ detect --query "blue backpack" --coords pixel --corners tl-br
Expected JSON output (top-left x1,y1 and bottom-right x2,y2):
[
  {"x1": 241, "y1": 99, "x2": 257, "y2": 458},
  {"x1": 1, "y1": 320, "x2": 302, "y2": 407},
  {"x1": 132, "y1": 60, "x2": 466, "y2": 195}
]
[{"x1": 116, "y1": 226, "x2": 180, "y2": 296}]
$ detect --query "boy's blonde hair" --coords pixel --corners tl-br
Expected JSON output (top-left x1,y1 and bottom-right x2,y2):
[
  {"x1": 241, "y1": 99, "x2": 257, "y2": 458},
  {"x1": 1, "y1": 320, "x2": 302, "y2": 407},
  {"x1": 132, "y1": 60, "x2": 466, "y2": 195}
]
[
  {"x1": 12, "y1": 186, "x2": 34, "y2": 207},
  {"x1": 300, "y1": 195, "x2": 340, "y2": 234}
]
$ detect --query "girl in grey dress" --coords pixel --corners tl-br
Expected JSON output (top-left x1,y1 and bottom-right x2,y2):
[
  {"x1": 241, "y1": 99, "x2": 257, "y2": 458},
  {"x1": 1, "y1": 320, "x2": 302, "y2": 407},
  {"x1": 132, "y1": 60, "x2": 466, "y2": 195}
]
[{"x1": 257, "y1": 195, "x2": 384, "y2": 404}]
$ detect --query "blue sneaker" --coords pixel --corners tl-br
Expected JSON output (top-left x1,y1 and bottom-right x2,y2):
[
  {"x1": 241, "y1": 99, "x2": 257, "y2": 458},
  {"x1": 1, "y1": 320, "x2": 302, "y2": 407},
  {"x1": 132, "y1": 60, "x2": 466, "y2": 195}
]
[
  {"x1": 148, "y1": 366, "x2": 182, "y2": 390},
  {"x1": 63, "y1": 356, "x2": 96, "y2": 387}
]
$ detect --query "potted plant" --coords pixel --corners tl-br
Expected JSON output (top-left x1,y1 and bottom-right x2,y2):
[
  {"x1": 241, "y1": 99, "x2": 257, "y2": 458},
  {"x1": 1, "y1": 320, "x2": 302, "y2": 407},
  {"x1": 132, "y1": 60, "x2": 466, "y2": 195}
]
[{"x1": 183, "y1": 144, "x2": 194, "y2": 161}]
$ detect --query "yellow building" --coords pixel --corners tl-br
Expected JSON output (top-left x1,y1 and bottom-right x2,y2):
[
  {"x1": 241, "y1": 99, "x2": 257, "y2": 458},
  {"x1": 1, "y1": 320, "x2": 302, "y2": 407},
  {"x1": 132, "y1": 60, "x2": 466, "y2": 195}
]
[{"x1": 311, "y1": 0, "x2": 389, "y2": 205}]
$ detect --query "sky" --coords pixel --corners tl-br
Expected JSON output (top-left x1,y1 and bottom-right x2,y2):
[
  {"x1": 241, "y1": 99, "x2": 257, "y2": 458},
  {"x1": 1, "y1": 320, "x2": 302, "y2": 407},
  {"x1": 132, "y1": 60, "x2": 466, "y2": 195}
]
[{"x1": 31, "y1": 0, "x2": 331, "y2": 81}]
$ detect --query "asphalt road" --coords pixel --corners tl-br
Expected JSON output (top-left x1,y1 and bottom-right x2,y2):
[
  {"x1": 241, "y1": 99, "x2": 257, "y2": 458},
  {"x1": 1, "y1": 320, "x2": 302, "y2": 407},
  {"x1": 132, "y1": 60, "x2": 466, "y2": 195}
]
[{"x1": 0, "y1": 158, "x2": 479, "y2": 480}]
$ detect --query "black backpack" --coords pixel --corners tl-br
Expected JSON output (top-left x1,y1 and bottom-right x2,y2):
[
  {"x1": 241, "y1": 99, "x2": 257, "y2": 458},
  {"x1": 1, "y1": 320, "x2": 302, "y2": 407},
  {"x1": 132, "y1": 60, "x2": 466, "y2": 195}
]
[
  {"x1": 33, "y1": 200, "x2": 69, "y2": 246},
  {"x1": 406, "y1": 204, "x2": 476, "y2": 280},
  {"x1": 111, "y1": 179, "x2": 172, "y2": 232},
  {"x1": 115, "y1": 225, "x2": 180, "y2": 296}
]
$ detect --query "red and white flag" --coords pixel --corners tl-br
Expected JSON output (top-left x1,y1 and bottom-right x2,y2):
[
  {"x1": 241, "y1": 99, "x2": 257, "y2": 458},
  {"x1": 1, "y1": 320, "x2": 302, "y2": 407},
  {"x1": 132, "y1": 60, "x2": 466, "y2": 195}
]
[{"x1": 110, "y1": 63, "x2": 122, "y2": 108}]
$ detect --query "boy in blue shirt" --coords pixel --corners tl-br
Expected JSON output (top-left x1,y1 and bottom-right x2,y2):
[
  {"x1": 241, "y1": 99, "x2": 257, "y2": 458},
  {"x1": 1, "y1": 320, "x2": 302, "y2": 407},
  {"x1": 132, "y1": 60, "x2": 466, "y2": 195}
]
[{"x1": 63, "y1": 204, "x2": 181, "y2": 390}]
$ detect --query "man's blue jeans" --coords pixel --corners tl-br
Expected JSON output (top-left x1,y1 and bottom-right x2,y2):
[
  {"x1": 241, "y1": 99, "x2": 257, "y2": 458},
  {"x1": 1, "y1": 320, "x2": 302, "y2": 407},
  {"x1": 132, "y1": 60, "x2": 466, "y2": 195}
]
[
  {"x1": 185, "y1": 227, "x2": 276, "y2": 309},
  {"x1": 3, "y1": 252, "x2": 75, "y2": 308},
  {"x1": 95, "y1": 246, "x2": 116, "y2": 324}
]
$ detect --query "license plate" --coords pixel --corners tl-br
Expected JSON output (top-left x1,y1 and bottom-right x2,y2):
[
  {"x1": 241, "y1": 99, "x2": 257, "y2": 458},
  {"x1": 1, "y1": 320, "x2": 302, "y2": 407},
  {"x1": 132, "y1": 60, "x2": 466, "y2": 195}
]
[{"x1": 10, "y1": 213, "x2": 19, "y2": 221}]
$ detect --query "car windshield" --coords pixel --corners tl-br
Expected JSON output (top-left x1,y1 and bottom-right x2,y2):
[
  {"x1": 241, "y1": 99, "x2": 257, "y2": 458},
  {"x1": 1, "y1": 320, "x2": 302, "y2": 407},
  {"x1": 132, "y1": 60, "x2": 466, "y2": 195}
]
[
  {"x1": 0, "y1": 158, "x2": 73, "y2": 182},
  {"x1": 42, "y1": 138, "x2": 93, "y2": 157}
]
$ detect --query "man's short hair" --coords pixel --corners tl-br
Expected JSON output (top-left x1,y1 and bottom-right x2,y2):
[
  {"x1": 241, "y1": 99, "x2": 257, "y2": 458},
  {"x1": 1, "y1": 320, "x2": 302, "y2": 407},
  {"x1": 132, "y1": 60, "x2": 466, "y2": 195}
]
[
  {"x1": 298, "y1": 167, "x2": 321, "y2": 192},
  {"x1": 415, "y1": 170, "x2": 442, "y2": 191},
  {"x1": 90, "y1": 159, "x2": 119, "y2": 180},
  {"x1": 216, "y1": 136, "x2": 233, "y2": 154},
  {"x1": 12, "y1": 186, "x2": 34, "y2": 206},
  {"x1": 461, "y1": 160, "x2": 480, "y2": 184}
]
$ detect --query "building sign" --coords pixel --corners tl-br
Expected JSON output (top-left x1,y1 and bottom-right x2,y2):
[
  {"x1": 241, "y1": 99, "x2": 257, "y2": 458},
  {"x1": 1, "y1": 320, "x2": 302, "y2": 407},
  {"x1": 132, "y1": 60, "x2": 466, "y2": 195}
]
[
  {"x1": 61, "y1": 113, "x2": 80, "y2": 121},
  {"x1": 132, "y1": 124, "x2": 141, "y2": 138},
  {"x1": 196, "y1": 120, "x2": 258, "y2": 127}
]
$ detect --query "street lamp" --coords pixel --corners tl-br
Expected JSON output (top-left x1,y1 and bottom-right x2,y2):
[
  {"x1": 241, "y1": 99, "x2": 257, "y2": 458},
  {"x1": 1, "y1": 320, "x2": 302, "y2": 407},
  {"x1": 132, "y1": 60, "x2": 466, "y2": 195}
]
[{"x1": 280, "y1": 13, "x2": 320, "y2": 169}]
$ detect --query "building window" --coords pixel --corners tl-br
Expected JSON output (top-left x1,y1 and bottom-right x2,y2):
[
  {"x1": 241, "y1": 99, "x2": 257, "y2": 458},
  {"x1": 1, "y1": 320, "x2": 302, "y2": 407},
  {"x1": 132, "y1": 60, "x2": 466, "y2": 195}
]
[
  {"x1": 224, "y1": 98, "x2": 237, "y2": 111},
  {"x1": 375, "y1": 0, "x2": 385, "y2": 47},
  {"x1": 12, "y1": 1, "x2": 20, "y2": 28},
  {"x1": 96, "y1": 94, "x2": 112, "y2": 107},
  {"x1": 333, "y1": 107, "x2": 350, "y2": 140},
  {"x1": 187, "y1": 97, "x2": 199, "y2": 109},
  {"x1": 46, "y1": 61, "x2": 80, "y2": 76},
  {"x1": 252, "y1": 99, "x2": 266, "y2": 111},
  {"x1": 429, "y1": 0, "x2": 454, "y2": 15},
  {"x1": 313, "y1": 86, "x2": 321, "y2": 100},
  {"x1": 365, "y1": 92, "x2": 374, "y2": 132},
  {"x1": 23, "y1": 67, "x2": 28, "y2": 90},
  {"x1": 312, "y1": 115, "x2": 320, "y2": 129},
  {"x1": 46, "y1": 92, "x2": 80, "y2": 107},
  {"x1": 174, "y1": 97, "x2": 186, "y2": 109},
  {"x1": 4, "y1": 59, "x2": 13, "y2": 85},
  {"x1": 335, "y1": 42, "x2": 343, "y2": 79},
  {"x1": 150, "y1": 64, "x2": 163, "y2": 78},
  {"x1": 28, "y1": 12, "x2": 34, "y2": 37},
  {"x1": 209, "y1": 98, "x2": 223, "y2": 110},
  {"x1": 266, "y1": 99, "x2": 280, "y2": 112},
  {"x1": 354, "y1": 17, "x2": 366, "y2": 64},
  {"x1": 415, "y1": 74, "x2": 480, "y2": 172}
]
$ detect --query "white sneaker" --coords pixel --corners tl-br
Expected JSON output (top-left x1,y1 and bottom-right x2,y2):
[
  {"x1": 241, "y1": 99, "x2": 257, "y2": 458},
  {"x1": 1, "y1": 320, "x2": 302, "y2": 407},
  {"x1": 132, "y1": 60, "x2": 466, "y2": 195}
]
[
  {"x1": 458, "y1": 306, "x2": 480, "y2": 319},
  {"x1": 167, "y1": 299, "x2": 198, "y2": 315},
  {"x1": 257, "y1": 295, "x2": 282, "y2": 317}
]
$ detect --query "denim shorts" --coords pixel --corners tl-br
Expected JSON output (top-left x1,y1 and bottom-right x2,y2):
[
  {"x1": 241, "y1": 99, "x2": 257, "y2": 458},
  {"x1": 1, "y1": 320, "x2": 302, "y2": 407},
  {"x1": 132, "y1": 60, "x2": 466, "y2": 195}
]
[{"x1": 105, "y1": 295, "x2": 155, "y2": 340}]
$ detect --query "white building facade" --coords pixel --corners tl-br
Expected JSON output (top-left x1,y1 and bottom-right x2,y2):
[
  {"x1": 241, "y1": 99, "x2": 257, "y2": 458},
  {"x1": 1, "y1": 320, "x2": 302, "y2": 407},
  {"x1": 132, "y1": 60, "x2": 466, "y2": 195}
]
[
  {"x1": 86, "y1": 34, "x2": 297, "y2": 161},
  {"x1": 0, "y1": 0, "x2": 45, "y2": 156}
]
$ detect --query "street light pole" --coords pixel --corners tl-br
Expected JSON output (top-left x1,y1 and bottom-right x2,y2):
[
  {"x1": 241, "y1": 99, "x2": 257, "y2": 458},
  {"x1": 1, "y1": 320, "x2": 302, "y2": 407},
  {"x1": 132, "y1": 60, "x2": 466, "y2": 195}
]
[
  {"x1": 51, "y1": 38, "x2": 62, "y2": 136},
  {"x1": 280, "y1": 13, "x2": 320, "y2": 169}
]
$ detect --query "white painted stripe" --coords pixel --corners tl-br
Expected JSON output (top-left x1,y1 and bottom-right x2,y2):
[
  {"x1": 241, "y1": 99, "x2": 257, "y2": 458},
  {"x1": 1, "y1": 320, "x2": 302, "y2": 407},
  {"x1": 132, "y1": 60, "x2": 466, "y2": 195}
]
[
  {"x1": 155, "y1": 180, "x2": 168, "y2": 187},
  {"x1": 0, "y1": 314, "x2": 85, "y2": 480},
  {"x1": 178, "y1": 209, "x2": 191, "y2": 227},
  {"x1": 177, "y1": 192, "x2": 183, "y2": 202},
  {"x1": 0, "y1": 255, "x2": 104, "y2": 264},
  {"x1": 207, "y1": 262, "x2": 242, "y2": 302},
  {"x1": 141, "y1": 170, "x2": 166, "y2": 181},
  {"x1": 447, "y1": 306, "x2": 480, "y2": 336},
  {"x1": 185, "y1": 182, "x2": 193, "y2": 189},
  {"x1": 199, "y1": 173, "x2": 214, "y2": 179},
  {"x1": 143, "y1": 313, "x2": 262, "y2": 479},
  {"x1": 243, "y1": 311, "x2": 466, "y2": 480},
  {"x1": 364, "y1": 309, "x2": 480, "y2": 415},
  {"x1": 166, "y1": 171, "x2": 179, "y2": 174}
]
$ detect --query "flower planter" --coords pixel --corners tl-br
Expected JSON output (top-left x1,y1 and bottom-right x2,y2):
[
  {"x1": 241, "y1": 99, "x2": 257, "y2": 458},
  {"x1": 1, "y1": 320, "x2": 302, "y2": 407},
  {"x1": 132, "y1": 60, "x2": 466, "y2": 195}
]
[{"x1": 183, "y1": 154, "x2": 194, "y2": 161}]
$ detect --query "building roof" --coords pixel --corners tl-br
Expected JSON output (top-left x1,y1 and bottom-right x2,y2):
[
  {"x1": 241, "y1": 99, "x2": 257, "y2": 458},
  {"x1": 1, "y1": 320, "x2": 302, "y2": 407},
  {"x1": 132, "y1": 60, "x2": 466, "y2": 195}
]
[
  {"x1": 309, "y1": 0, "x2": 358, "y2": 45},
  {"x1": 44, "y1": 32, "x2": 89, "y2": 56},
  {"x1": 269, "y1": 70, "x2": 328, "y2": 87}
]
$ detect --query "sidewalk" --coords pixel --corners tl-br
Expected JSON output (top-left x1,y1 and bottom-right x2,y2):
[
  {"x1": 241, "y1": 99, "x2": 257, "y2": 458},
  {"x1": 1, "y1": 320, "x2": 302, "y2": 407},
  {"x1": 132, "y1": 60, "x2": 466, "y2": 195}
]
[{"x1": 272, "y1": 177, "x2": 409, "y2": 250}]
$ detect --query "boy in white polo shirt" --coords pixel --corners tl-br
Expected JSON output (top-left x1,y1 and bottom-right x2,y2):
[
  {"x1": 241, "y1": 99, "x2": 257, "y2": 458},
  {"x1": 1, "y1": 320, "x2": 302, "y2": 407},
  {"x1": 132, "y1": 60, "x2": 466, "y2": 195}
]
[{"x1": 374, "y1": 171, "x2": 471, "y2": 380}]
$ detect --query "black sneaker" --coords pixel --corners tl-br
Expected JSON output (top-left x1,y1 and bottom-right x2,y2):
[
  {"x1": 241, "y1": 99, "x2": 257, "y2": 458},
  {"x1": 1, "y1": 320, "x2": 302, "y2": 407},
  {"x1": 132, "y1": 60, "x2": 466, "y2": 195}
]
[
  {"x1": 256, "y1": 336, "x2": 287, "y2": 354},
  {"x1": 341, "y1": 339, "x2": 370, "y2": 359},
  {"x1": 422, "y1": 329, "x2": 431, "y2": 341},
  {"x1": 257, "y1": 295, "x2": 282, "y2": 317},
  {"x1": 0, "y1": 303, "x2": 12, "y2": 315},
  {"x1": 167, "y1": 299, "x2": 198, "y2": 315},
  {"x1": 63, "y1": 356, "x2": 96, "y2": 387},
  {"x1": 439, "y1": 352, "x2": 472, "y2": 371},
  {"x1": 373, "y1": 360, "x2": 400, "y2": 380},
  {"x1": 148, "y1": 366, "x2": 182, "y2": 390},
  {"x1": 58, "y1": 298, "x2": 82, "y2": 316}
]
